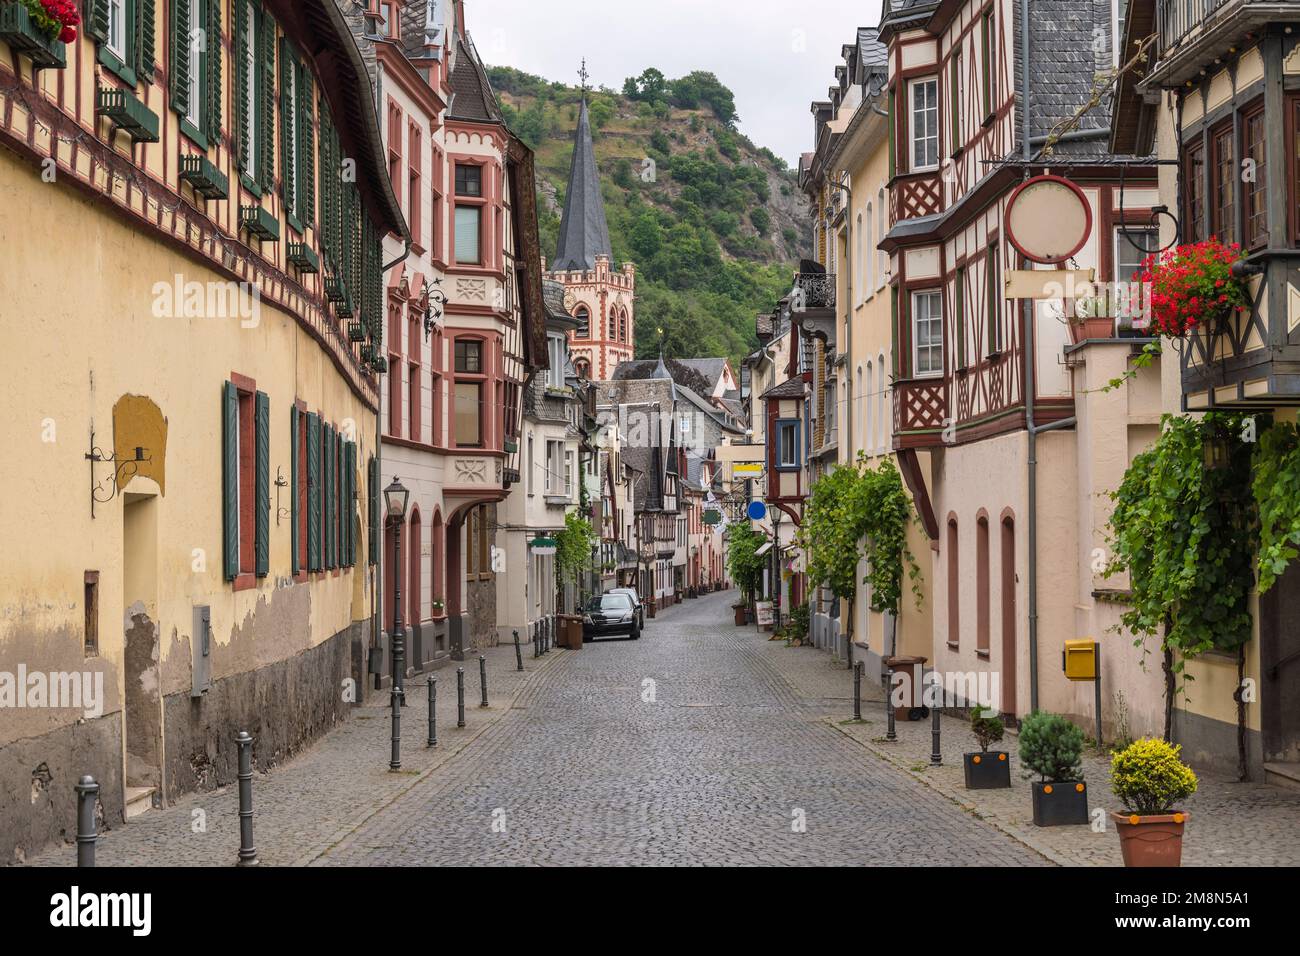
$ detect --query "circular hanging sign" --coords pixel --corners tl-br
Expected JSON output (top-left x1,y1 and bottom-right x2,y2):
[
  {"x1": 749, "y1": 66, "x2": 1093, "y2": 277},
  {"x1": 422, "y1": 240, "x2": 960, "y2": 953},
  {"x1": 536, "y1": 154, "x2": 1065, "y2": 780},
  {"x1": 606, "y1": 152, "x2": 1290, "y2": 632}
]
[
  {"x1": 1004, "y1": 174, "x2": 1092, "y2": 265},
  {"x1": 746, "y1": 500, "x2": 768, "y2": 521}
]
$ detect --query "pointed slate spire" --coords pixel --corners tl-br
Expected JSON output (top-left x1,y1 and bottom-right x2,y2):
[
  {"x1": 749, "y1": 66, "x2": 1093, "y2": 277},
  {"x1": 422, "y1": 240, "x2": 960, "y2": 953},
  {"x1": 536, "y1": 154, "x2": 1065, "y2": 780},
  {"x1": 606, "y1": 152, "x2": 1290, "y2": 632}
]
[{"x1": 553, "y1": 98, "x2": 612, "y2": 271}]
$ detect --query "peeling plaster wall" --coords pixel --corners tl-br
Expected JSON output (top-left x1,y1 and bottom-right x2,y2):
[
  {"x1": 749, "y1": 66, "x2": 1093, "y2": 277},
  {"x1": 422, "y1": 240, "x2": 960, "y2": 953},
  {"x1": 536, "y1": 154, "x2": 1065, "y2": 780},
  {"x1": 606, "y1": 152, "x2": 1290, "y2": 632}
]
[{"x1": 0, "y1": 147, "x2": 378, "y2": 863}]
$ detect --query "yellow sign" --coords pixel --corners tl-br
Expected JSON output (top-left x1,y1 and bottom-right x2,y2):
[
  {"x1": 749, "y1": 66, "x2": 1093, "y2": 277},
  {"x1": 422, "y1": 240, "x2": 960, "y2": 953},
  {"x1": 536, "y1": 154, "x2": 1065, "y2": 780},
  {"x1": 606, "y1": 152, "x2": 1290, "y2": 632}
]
[
  {"x1": 1063, "y1": 640, "x2": 1098, "y2": 681},
  {"x1": 733, "y1": 462, "x2": 763, "y2": 478}
]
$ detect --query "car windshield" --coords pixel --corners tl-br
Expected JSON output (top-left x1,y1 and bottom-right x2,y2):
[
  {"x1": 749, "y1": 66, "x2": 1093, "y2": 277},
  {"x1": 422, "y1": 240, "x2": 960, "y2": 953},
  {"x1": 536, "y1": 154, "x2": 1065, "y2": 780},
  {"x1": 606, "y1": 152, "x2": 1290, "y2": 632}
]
[
  {"x1": 612, "y1": 589, "x2": 639, "y2": 602},
  {"x1": 587, "y1": 594, "x2": 632, "y2": 611}
]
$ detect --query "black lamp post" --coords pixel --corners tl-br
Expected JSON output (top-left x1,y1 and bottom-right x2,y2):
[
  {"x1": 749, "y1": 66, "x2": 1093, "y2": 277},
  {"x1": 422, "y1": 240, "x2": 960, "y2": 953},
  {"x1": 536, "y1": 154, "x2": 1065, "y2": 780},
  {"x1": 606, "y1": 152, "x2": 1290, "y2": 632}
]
[{"x1": 384, "y1": 477, "x2": 409, "y2": 771}]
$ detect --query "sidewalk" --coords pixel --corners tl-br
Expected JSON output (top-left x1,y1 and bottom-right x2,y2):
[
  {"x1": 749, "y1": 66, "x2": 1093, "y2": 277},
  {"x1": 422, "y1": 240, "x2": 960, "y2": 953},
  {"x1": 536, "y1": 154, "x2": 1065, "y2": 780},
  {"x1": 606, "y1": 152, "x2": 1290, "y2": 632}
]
[
  {"x1": 25, "y1": 642, "x2": 567, "y2": 867},
  {"x1": 733, "y1": 623, "x2": 1300, "y2": 866}
]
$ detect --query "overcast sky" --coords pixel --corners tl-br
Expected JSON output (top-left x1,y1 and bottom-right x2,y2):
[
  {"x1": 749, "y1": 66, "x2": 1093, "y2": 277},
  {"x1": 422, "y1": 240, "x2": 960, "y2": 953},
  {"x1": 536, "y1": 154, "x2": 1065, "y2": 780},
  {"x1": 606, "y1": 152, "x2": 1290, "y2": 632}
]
[{"x1": 466, "y1": 0, "x2": 884, "y2": 165}]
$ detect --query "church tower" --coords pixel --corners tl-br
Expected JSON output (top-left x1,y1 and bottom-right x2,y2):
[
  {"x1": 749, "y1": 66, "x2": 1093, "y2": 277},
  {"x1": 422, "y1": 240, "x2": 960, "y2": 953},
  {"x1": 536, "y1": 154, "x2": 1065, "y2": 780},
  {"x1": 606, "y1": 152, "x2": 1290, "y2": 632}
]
[{"x1": 545, "y1": 72, "x2": 635, "y2": 381}]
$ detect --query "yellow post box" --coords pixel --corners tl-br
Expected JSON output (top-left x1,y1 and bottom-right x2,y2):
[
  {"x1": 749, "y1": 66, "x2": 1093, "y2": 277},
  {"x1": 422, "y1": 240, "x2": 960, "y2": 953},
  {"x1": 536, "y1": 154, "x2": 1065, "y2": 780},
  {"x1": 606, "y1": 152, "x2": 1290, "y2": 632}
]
[{"x1": 1063, "y1": 640, "x2": 1098, "y2": 681}]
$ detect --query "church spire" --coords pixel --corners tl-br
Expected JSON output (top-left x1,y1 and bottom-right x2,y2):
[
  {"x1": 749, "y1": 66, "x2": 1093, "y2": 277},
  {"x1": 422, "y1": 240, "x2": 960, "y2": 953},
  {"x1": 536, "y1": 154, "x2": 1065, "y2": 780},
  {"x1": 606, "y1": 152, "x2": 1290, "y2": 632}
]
[{"x1": 553, "y1": 66, "x2": 612, "y2": 272}]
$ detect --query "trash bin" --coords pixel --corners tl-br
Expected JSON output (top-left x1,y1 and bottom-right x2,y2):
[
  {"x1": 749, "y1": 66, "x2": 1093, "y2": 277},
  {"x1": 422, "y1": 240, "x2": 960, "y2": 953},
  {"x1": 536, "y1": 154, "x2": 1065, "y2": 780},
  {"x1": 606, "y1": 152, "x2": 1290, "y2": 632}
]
[
  {"x1": 884, "y1": 655, "x2": 929, "y2": 720},
  {"x1": 562, "y1": 615, "x2": 584, "y2": 650}
]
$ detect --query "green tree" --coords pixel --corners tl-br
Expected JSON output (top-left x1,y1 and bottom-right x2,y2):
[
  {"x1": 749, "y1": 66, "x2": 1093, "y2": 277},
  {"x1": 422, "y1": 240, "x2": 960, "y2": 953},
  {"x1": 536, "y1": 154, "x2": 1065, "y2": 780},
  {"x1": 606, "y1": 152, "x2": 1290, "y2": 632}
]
[{"x1": 726, "y1": 521, "x2": 767, "y2": 601}]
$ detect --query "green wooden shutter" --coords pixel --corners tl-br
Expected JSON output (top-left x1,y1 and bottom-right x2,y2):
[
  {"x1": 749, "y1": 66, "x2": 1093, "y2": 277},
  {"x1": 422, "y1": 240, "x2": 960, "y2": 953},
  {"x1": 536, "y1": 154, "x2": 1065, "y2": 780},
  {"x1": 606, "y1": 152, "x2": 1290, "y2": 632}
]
[
  {"x1": 254, "y1": 390, "x2": 270, "y2": 577},
  {"x1": 344, "y1": 442, "x2": 354, "y2": 566},
  {"x1": 887, "y1": 89, "x2": 896, "y2": 179},
  {"x1": 170, "y1": 0, "x2": 191, "y2": 120},
  {"x1": 280, "y1": 39, "x2": 295, "y2": 216},
  {"x1": 136, "y1": 0, "x2": 156, "y2": 82},
  {"x1": 206, "y1": 0, "x2": 223, "y2": 144},
  {"x1": 299, "y1": 66, "x2": 315, "y2": 227},
  {"x1": 290, "y1": 405, "x2": 299, "y2": 575},
  {"x1": 367, "y1": 455, "x2": 378, "y2": 566},
  {"x1": 85, "y1": 0, "x2": 110, "y2": 43},
  {"x1": 234, "y1": 0, "x2": 249, "y2": 171},
  {"x1": 259, "y1": 11, "x2": 276, "y2": 193},
  {"x1": 324, "y1": 424, "x2": 335, "y2": 569},
  {"x1": 222, "y1": 381, "x2": 239, "y2": 581},
  {"x1": 307, "y1": 412, "x2": 320, "y2": 571}
]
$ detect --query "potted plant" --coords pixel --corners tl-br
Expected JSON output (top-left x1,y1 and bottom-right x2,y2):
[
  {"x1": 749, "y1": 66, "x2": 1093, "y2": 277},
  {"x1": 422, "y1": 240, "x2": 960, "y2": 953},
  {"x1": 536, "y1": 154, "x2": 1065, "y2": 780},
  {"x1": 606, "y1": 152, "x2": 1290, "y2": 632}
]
[
  {"x1": 963, "y1": 706, "x2": 1011, "y2": 789},
  {"x1": 1019, "y1": 711, "x2": 1089, "y2": 826},
  {"x1": 430, "y1": 598, "x2": 445, "y2": 617},
  {"x1": 1109, "y1": 737, "x2": 1198, "y2": 867},
  {"x1": 1140, "y1": 239, "x2": 1249, "y2": 337}
]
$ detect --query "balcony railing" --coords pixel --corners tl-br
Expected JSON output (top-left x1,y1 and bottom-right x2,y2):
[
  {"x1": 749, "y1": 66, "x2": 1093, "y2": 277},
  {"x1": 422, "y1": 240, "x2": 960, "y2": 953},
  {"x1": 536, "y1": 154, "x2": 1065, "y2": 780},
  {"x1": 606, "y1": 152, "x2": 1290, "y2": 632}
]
[
  {"x1": 1157, "y1": 0, "x2": 1232, "y2": 52},
  {"x1": 793, "y1": 272, "x2": 836, "y2": 310}
]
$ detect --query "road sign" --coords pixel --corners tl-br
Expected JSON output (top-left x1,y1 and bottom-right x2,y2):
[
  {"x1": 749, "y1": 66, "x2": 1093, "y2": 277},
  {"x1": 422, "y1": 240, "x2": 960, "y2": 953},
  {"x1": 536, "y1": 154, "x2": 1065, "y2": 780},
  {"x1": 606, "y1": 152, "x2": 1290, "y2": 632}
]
[
  {"x1": 733, "y1": 462, "x2": 763, "y2": 479},
  {"x1": 1005, "y1": 174, "x2": 1092, "y2": 265},
  {"x1": 746, "y1": 501, "x2": 767, "y2": 521}
]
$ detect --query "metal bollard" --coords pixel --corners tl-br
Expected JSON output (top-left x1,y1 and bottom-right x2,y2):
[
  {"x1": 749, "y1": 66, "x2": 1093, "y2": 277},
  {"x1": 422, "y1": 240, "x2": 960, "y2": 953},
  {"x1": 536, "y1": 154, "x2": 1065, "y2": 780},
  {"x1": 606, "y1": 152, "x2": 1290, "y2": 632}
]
[
  {"x1": 427, "y1": 676, "x2": 438, "y2": 748},
  {"x1": 533, "y1": 622, "x2": 540, "y2": 658},
  {"x1": 542, "y1": 618, "x2": 548, "y2": 654},
  {"x1": 479, "y1": 654, "x2": 489, "y2": 708},
  {"x1": 930, "y1": 698, "x2": 942, "y2": 766},
  {"x1": 513, "y1": 629, "x2": 524, "y2": 671},
  {"x1": 853, "y1": 661, "x2": 863, "y2": 721},
  {"x1": 390, "y1": 665, "x2": 402, "y2": 771},
  {"x1": 235, "y1": 731, "x2": 259, "y2": 866},
  {"x1": 885, "y1": 669, "x2": 897, "y2": 741},
  {"x1": 457, "y1": 667, "x2": 466, "y2": 727},
  {"x1": 74, "y1": 775, "x2": 99, "y2": 867}
]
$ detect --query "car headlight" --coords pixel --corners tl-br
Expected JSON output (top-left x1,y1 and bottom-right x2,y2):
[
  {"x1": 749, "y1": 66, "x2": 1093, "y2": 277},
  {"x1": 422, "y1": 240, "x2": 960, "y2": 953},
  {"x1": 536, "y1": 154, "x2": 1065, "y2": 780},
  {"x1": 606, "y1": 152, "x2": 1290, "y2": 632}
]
[{"x1": 621, "y1": 613, "x2": 633, "y2": 623}]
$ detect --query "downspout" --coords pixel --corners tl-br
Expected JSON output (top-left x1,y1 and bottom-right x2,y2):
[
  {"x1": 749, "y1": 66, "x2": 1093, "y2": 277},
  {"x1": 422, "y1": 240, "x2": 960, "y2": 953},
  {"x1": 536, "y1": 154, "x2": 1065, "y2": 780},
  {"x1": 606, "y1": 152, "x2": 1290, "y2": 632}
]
[
  {"x1": 838, "y1": 175, "x2": 854, "y2": 669},
  {"x1": 1020, "y1": 0, "x2": 1040, "y2": 713}
]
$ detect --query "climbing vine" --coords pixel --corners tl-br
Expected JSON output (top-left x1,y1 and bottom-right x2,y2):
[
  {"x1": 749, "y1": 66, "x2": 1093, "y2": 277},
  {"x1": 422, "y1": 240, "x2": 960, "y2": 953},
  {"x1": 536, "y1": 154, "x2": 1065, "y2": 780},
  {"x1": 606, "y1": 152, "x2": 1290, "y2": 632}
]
[
  {"x1": 555, "y1": 509, "x2": 595, "y2": 587},
  {"x1": 1104, "y1": 412, "x2": 1256, "y2": 750},
  {"x1": 1252, "y1": 421, "x2": 1300, "y2": 593},
  {"x1": 797, "y1": 456, "x2": 923, "y2": 615},
  {"x1": 724, "y1": 520, "x2": 767, "y2": 601}
]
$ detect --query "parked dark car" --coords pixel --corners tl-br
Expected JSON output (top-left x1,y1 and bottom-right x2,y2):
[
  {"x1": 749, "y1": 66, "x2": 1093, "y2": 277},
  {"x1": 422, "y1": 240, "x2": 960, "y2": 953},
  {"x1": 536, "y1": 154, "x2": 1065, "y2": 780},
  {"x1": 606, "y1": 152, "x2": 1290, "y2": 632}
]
[
  {"x1": 582, "y1": 592, "x2": 640, "y2": 641},
  {"x1": 608, "y1": 587, "x2": 645, "y2": 628}
]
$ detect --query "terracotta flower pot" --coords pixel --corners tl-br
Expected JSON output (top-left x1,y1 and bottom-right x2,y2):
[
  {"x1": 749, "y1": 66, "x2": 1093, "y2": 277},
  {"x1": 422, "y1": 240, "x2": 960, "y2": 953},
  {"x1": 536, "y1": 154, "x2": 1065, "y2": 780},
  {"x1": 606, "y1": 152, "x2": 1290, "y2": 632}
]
[
  {"x1": 1110, "y1": 811, "x2": 1188, "y2": 867},
  {"x1": 1068, "y1": 317, "x2": 1115, "y2": 344}
]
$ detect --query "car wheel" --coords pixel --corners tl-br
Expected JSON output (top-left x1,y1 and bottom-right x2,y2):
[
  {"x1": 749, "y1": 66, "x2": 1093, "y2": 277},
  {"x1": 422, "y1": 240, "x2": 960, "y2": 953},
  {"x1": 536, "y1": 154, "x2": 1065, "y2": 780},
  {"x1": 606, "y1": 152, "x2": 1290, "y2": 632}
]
[{"x1": 631, "y1": 626, "x2": 641, "y2": 640}]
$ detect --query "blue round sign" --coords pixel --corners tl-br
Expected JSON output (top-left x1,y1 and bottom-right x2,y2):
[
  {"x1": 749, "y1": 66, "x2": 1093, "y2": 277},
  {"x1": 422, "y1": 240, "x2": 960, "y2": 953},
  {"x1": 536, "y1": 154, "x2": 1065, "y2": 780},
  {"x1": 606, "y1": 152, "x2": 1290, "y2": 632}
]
[{"x1": 746, "y1": 500, "x2": 767, "y2": 521}]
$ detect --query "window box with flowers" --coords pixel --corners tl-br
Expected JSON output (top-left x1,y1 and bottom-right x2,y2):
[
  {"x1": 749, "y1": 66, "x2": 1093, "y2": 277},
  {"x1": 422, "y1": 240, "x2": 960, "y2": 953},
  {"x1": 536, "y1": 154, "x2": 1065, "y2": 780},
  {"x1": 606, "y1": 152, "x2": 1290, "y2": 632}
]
[
  {"x1": 1141, "y1": 239, "x2": 1250, "y2": 338},
  {"x1": 0, "y1": 0, "x2": 78, "y2": 70}
]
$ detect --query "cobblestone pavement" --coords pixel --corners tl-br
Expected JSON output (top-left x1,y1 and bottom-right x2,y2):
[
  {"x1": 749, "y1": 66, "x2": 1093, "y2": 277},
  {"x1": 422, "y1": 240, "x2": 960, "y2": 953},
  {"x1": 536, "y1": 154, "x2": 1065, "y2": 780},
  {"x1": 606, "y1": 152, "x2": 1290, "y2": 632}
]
[
  {"x1": 735, "y1": 625, "x2": 1300, "y2": 867},
  {"x1": 316, "y1": 591, "x2": 1045, "y2": 866},
  {"x1": 26, "y1": 640, "x2": 567, "y2": 866}
]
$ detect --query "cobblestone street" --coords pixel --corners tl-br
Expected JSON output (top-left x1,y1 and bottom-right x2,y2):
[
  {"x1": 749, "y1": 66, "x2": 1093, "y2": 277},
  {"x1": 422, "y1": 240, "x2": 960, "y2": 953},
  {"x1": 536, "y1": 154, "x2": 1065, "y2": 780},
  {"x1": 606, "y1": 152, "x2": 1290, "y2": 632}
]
[{"x1": 314, "y1": 590, "x2": 1043, "y2": 866}]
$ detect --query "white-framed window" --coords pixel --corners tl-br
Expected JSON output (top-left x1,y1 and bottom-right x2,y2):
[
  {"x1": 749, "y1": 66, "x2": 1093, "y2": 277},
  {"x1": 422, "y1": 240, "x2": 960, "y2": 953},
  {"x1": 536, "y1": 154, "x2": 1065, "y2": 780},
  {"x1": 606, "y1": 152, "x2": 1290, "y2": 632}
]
[
  {"x1": 243, "y1": 1, "x2": 258, "y2": 180},
  {"x1": 1113, "y1": 0, "x2": 1130, "y2": 68},
  {"x1": 877, "y1": 352, "x2": 888, "y2": 451},
  {"x1": 186, "y1": 0, "x2": 203, "y2": 127},
  {"x1": 776, "y1": 420, "x2": 799, "y2": 469},
  {"x1": 547, "y1": 334, "x2": 566, "y2": 388},
  {"x1": 1114, "y1": 225, "x2": 1158, "y2": 327},
  {"x1": 856, "y1": 212, "x2": 865, "y2": 303},
  {"x1": 564, "y1": 451, "x2": 574, "y2": 499},
  {"x1": 909, "y1": 78, "x2": 939, "y2": 171},
  {"x1": 545, "y1": 440, "x2": 564, "y2": 495},
  {"x1": 877, "y1": 187, "x2": 887, "y2": 287},
  {"x1": 912, "y1": 290, "x2": 944, "y2": 377},
  {"x1": 107, "y1": 0, "x2": 127, "y2": 59}
]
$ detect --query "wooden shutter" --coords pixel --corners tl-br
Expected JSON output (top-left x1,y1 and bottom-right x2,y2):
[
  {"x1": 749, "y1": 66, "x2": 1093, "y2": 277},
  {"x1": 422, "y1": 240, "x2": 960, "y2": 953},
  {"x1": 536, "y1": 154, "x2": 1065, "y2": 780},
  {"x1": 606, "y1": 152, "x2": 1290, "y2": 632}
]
[
  {"x1": 325, "y1": 424, "x2": 335, "y2": 567},
  {"x1": 170, "y1": 0, "x2": 191, "y2": 120},
  {"x1": 86, "y1": 0, "x2": 110, "y2": 43},
  {"x1": 280, "y1": 39, "x2": 295, "y2": 216},
  {"x1": 887, "y1": 89, "x2": 896, "y2": 179},
  {"x1": 137, "y1": 0, "x2": 157, "y2": 82},
  {"x1": 221, "y1": 381, "x2": 240, "y2": 581},
  {"x1": 344, "y1": 442, "x2": 355, "y2": 565},
  {"x1": 367, "y1": 455, "x2": 378, "y2": 566},
  {"x1": 254, "y1": 390, "x2": 270, "y2": 577},
  {"x1": 259, "y1": 11, "x2": 276, "y2": 193},
  {"x1": 290, "y1": 405, "x2": 299, "y2": 574},
  {"x1": 234, "y1": 0, "x2": 249, "y2": 171},
  {"x1": 206, "y1": 0, "x2": 222, "y2": 143},
  {"x1": 299, "y1": 66, "x2": 316, "y2": 227},
  {"x1": 307, "y1": 412, "x2": 320, "y2": 571}
]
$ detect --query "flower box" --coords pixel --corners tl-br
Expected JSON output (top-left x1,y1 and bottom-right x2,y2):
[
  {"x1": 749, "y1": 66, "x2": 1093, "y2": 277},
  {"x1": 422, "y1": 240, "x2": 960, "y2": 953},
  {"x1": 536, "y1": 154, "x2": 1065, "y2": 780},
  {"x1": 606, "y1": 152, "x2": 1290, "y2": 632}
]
[
  {"x1": 286, "y1": 241, "x2": 320, "y2": 273},
  {"x1": 324, "y1": 275, "x2": 348, "y2": 304},
  {"x1": 240, "y1": 204, "x2": 279, "y2": 242},
  {"x1": 179, "y1": 153, "x2": 229, "y2": 200},
  {"x1": 962, "y1": 751, "x2": 1012, "y2": 789},
  {"x1": 0, "y1": 4, "x2": 66, "y2": 70},
  {"x1": 96, "y1": 86, "x2": 159, "y2": 143},
  {"x1": 1031, "y1": 780, "x2": 1089, "y2": 826},
  {"x1": 371, "y1": 354, "x2": 388, "y2": 374},
  {"x1": 347, "y1": 321, "x2": 366, "y2": 342}
]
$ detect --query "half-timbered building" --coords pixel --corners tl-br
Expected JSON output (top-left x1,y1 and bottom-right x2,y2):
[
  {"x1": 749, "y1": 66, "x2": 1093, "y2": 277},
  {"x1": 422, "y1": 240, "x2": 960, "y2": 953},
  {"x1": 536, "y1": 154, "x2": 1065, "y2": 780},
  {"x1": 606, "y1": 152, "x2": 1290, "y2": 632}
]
[
  {"x1": 0, "y1": 0, "x2": 404, "y2": 860},
  {"x1": 880, "y1": 0, "x2": 1164, "y2": 727}
]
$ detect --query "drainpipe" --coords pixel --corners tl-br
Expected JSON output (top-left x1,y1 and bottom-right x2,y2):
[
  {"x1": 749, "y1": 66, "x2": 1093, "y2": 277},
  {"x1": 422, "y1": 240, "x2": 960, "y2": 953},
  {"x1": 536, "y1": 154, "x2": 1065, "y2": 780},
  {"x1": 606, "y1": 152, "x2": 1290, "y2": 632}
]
[{"x1": 1020, "y1": 0, "x2": 1039, "y2": 713}]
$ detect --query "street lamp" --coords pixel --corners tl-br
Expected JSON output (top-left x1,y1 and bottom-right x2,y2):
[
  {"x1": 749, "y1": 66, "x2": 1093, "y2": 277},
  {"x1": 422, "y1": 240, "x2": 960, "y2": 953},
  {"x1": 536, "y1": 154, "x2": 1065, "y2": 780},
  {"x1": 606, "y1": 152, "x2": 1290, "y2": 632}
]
[{"x1": 384, "y1": 477, "x2": 409, "y2": 771}]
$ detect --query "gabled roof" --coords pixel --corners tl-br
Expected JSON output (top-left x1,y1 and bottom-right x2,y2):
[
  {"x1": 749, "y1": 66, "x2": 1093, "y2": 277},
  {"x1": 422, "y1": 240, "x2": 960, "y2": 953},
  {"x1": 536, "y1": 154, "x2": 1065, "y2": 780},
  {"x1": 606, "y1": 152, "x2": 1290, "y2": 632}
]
[
  {"x1": 552, "y1": 100, "x2": 613, "y2": 271},
  {"x1": 761, "y1": 377, "x2": 807, "y2": 400}
]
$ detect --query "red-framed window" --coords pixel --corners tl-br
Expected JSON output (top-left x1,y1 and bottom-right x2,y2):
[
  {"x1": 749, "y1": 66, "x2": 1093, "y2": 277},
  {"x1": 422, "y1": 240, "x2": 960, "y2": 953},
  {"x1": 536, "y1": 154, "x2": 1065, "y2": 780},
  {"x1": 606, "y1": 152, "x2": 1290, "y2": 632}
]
[
  {"x1": 452, "y1": 335, "x2": 487, "y2": 447},
  {"x1": 387, "y1": 98, "x2": 403, "y2": 212},
  {"x1": 408, "y1": 121, "x2": 423, "y2": 249},
  {"x1": 431, "y1": 144, "x2": 445, "y2": 262},
  {"x1": 453, "y1": 161, "x2": 487, "y2": 266},
  {"x1": 429, "y1": 327, "x2": 443, "y2": 446}
]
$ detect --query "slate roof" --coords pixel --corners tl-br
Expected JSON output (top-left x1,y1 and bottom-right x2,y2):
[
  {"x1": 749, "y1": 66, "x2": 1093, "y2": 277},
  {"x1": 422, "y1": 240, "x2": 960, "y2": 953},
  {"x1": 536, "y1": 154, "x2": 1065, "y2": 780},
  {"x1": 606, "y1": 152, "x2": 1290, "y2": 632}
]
[
  {"x1": 858, "y1": 27, "x2": 888, "y2": 74},
  {"x1": 446, "y1": 32, "x2": 502, "y2": 123},
  {"x1": 552, "y1": 100, "x2": 613, "y2": 270},
  {"x1": 612, "y1": 357, "x2": 728, "y2": 398},
  {"x1": 399, "y1": 0, "x2": 446, "y2": 59},
  {"x1": 761, "y1": 377, "x2": 807, "y2": 400}
]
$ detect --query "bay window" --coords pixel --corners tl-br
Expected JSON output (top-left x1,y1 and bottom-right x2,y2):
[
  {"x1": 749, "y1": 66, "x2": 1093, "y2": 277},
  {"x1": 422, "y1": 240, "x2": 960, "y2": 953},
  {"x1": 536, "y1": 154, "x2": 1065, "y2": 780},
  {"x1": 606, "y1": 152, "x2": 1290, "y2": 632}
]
[
  {"x1": 912, "y1": 290, "x2": 944, "y2": 377},
  {"x1": 454, "y1": 163, "x2": 484, "y2": 265},
  {"x1": 453, "y1": 338, "x2": 485, "y2": 447},
  {"x1": 909, "y1": 78, "x2": 939, "y2": 171}
]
